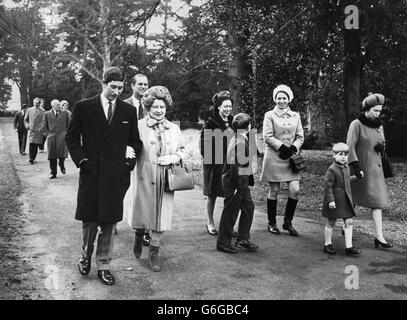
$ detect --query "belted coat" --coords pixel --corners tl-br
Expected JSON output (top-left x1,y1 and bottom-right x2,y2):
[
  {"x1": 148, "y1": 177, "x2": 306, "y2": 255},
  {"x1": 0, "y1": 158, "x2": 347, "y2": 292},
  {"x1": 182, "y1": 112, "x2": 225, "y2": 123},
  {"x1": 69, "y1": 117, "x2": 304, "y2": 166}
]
[
  {"x1": 24, "y1": 106, "x2": 45, "y2": 144},
  {"x1": 65, "y1": 95, "x2": 143, "y2": 223}
]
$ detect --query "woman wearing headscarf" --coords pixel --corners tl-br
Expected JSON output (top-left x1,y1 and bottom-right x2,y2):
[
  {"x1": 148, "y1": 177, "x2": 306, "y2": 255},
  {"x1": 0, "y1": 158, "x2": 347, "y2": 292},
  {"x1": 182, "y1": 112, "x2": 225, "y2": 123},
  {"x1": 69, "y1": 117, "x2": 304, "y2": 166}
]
[
  {"x1": 346, "y1": 92, "x2": 393, "y2": 248},
  {"x1": 261, "y1": 84, "x2": 304, "y2": 236},
  {"x1": 127, "y1": 86, "x2": 187, "y2": 271},
  {"x1": 200, "y1": 91, "x2": 234, "y2": 235}
]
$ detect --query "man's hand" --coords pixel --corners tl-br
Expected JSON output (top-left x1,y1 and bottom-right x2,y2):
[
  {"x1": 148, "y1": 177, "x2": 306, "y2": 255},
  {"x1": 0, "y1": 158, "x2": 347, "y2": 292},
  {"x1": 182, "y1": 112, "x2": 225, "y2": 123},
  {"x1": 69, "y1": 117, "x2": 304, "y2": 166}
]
[
  {"x1": 126, "y1": 146, "x2": 135, "y2": 159},
  {"x1": 328, "y1": 201, "x2": 336, "y2": 209},
  {"x1": 157, "y1": 155, "x2": 180, "y2": 166}
]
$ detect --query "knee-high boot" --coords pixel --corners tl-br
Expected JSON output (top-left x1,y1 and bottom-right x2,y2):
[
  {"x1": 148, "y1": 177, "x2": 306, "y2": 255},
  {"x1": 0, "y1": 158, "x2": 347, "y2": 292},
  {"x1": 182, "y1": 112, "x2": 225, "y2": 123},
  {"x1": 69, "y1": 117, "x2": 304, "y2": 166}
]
[
  {"x1": 148, "y1": 245, "x2": 161, "y2": 272},
  {"x1": 133, "y1": 229, "x2": 144, "y2": 259},
  {"x1": 282, "y1": 198, "x2": 299, "y2": 236},
  {"x1": 267, "y1": 199, "x2": 278, "y2": 225}
]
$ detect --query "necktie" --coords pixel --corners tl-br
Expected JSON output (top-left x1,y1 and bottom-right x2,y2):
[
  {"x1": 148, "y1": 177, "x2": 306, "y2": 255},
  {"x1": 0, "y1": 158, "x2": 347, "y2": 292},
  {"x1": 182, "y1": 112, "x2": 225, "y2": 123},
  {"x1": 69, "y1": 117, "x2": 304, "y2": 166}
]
[
  {"x1": 107, "y1": 101, "x2": 113, "y2": 124},
  {"x1": 55, "y1": 111, "x2": 59, "y2": 118},
  {"x1": 138, "y1": 103, "x2": 144, "y2": 120}
]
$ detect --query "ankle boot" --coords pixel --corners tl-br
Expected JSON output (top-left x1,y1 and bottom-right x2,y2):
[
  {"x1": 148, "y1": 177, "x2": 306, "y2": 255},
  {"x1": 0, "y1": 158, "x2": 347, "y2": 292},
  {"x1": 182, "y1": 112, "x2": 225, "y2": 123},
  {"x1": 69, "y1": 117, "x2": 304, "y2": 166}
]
[
  {"x1": 133, "y1": 232, "x2": 143, "y2": 259},
  {"x1": 283, "y1": 198, "x2": 299, "y2": 235},
  {"x1": 148, "y1": 245, "x2": 161, "y2": 272},
  {"x1": 267, "y1": 199, "x2": 278, "y2": 225}
]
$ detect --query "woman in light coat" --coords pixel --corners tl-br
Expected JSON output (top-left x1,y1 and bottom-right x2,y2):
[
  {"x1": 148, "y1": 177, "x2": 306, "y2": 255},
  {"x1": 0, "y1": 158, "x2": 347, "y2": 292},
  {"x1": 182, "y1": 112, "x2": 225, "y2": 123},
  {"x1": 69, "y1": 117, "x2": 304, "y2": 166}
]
[
  {"x1": 127, "y1": 86, "x2": 186, "y2": 271},
  {"x1": 346, "y1": 92, "x2": 393, "y2": 249},
  {"x1": 261, "y1": 85, "x2": 304, "y2": 236}
]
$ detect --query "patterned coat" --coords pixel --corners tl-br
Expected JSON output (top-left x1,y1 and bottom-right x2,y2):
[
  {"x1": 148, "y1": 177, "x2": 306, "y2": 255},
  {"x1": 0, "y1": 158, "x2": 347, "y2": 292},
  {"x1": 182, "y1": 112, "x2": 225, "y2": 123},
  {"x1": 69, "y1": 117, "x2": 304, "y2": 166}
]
[
  {"x1": 24, "y1": 106, "x2": 45, "y2": 144},
  {"x1": 346, "y1": 119, "x2": 389, "y2": 208},
  {"x1": 127, "y1": 117, "x2": 186, "y2": 231},
  {"x1": 261, "y1": 106, "x2": 304, "y2": 182},
  {"x1": 322, "y1": 162, "x2": 356, "y2": 219},
  {"x1": 43, "y1": 109, "x2": 70, "y2": 160}
]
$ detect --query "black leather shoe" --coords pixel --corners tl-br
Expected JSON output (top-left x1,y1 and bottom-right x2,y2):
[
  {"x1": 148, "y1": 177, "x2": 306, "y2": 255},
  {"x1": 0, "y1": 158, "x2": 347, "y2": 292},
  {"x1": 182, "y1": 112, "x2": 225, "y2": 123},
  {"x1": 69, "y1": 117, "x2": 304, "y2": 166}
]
[
  {"x1": 235, "y1": 239, "x2": 259, "y2": 252},
  {"x1": 374, "y1": 238, "x2": 393, "y2": 248},
  {"x1": 268, "y1": 224, "x2": 280, "y2": 234},
  {"x1": 216, "y1": 244, "x2": 238, "y2": 253},
  {"x1": 60, "y1": 167, "x2": 66, "y2": 174},
  {"x1": 29, "y1": 160, "x2": 35, "y2": 164},
  {"x1": 143, "y1": 233, "x2": 150, "y2": 246},
  {"x1": 282, "y1": 223, "x2": 299, "y2": 236},
  {"x1": 97, "y1": 270, "x2": 115, "y2": 285},
  {"x1": 323, "y1": 244, "x2": 336, "y2": 254},
  {"x1": 345, "y1": 247, "x2": 361, "y2": 256},
  {"x1": 49, "y1": 174, "x2": 57, "y2": 179},
  {"x1": 232, "y1": 230, "x2": 238, "y2": 238},
  {"x1": 78, "y1": 257, "x2": 91, "y2": 275}
]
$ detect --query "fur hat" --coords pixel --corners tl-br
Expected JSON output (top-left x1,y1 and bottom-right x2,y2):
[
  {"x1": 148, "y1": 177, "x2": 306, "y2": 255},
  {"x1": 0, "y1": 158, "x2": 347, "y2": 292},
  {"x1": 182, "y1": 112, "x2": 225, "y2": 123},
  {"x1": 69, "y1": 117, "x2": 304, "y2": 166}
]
[
  {"x1": 142, "y1": 86, "x2": 173, "y2": 110},
  {"x1": 212, "y1": 90, "x2": 232, "y2": 108},
  {"x1": 332, "y1": 142, "x2": 349, "y2": 153},
  {"x1": 273, "y1": 84, "x2": 294, "y2": 103},
  {"x1": 362, "y1": 92, "x2": 385, "y2": 111}
]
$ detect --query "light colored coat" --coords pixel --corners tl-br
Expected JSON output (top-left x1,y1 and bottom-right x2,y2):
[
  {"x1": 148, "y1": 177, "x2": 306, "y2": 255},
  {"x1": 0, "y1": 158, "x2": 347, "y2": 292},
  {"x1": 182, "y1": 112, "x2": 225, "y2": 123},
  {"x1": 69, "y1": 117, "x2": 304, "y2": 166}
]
[
  {"x1": 346, "y1": 119, "x2": 389, "y2": 208},
  {"x1": 261, "y1": 106, "x2": 304, "y2": 182},
  {"x1": 43, "y1": 109, "x2": 70, "y2": 160},
  {"x1": 24, "y1": 106, "x2": 45, "y2": 144},
  {"x1": 127, "y1": 118, "x2": 186, "y2": 231}
]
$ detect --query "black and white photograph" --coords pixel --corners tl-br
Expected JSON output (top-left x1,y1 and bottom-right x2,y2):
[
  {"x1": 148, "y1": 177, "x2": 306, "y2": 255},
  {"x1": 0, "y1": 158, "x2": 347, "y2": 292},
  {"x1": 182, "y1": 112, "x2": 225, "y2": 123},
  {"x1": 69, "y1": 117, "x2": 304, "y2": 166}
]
[{"x1": 1, "y1": 0, "x2": 407, "y2": 308}]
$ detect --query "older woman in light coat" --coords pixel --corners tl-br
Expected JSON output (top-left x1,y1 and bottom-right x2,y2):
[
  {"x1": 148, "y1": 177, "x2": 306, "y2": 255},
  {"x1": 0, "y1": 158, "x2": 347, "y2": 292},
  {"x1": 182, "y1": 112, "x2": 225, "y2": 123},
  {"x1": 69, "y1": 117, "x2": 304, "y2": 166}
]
[
  {"x1": 261, "y1": 85, "x2": 304, "y2": 236},
  {"x1": 127, "y1": 86, "x2": 186, "y2": 271},
  {"x1": 346, "y1": 92, "x2": 393, "y2": 249}
]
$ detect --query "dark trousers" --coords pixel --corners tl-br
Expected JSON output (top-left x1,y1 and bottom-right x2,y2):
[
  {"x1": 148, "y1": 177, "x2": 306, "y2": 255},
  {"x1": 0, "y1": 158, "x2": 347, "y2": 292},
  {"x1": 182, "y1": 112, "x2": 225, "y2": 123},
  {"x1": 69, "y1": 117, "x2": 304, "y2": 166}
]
[
  {"x1": 39, "y1": 135, "x2": 46, "y2": 151},
  {"x1": 217, "y1": 187, "x2": 255, "y2": 247},
  {"x1": 29, "y1": 143, "x2": 40, "y2": 161},
  {"x1": 17, "y1": 130, "x2": 27, "y2": 154},
  {"x1": 81, "y1": 222, "x2": 115, "y2": 271},
  {"x1": 49, "y1": 158, "x2": 65, "y2": 175}
]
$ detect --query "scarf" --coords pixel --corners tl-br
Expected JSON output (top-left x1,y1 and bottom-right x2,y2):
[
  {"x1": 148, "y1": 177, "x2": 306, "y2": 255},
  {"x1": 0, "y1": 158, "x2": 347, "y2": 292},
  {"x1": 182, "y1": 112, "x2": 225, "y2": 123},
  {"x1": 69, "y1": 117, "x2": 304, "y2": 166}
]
[{"x1": 357, "y1": 113, "x2": 382, "y2": 128}]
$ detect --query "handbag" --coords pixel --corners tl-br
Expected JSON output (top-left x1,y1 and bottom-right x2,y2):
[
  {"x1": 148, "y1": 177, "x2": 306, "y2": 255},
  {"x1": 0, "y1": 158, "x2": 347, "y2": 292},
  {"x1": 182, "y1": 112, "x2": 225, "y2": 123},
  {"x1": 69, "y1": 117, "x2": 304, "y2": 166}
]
[
  {"x1": 381, "y1": 151, "x2": 394, "y2": 178},
  {"x1": 165, "y1": 159, "x2": 195, "y2": 192},
  {"x1": 289, "y1": 152, "x2": 306, "y2": 173}
]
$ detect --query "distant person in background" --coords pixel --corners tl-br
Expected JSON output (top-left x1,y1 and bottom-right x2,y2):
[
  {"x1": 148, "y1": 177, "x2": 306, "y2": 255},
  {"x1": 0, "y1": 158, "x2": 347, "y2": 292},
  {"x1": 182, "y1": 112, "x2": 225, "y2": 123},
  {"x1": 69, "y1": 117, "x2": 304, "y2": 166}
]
[
  {"x1": 43, "y1": 99, "x2": 70, "y2": 179},
  {"x1": 200, "y1": 91, "x2": 234, "y2": 236},
  {"x1": 60, "y1": 100, "x2": 72, "y2": 119},
  {"x1": 14, "y1": 104, "x2": 28, "y2": 155},
  {"x1": 123, "y1": 73, "x2": 150, "y2": 242},
  {"x1": 346, "y1": 92, "x2": 393, "y2": 249},
  {"x1": 24, "y1": 97, "x2": 45, "y2": 164},
  {"x1": 38, "y1": 98, "x2": 47, "y2": 152}
]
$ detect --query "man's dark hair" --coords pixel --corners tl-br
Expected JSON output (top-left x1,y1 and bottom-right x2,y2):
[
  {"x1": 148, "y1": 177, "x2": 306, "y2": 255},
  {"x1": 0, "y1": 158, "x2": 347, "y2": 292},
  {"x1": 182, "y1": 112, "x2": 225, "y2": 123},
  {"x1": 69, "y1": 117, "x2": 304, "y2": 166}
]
[
  {"x1": 21, "y1": 104, "x2": 28, "y2": 109},
  {"x1": 102, "y1": 67, "x2": 125, "y2": 84},
  {"x1": 232, "y1": 113, "x2": 251, "y2": 130},
  {"x1": 131, "y1": 73, "x2": 148, "y2": 85}
]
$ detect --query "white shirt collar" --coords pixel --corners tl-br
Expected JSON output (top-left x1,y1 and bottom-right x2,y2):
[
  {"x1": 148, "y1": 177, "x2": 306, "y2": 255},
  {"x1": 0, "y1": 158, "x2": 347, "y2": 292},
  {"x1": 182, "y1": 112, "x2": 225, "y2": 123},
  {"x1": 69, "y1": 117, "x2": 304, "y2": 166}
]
[{"x1": 100, "y1": 94, "x2": 116, "y2": 119}]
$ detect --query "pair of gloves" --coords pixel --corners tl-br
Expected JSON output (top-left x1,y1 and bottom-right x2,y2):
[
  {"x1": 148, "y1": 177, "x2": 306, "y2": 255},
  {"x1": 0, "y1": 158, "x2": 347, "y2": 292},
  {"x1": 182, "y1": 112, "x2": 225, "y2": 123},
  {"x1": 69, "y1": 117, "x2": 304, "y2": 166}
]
[
  {"x1": 374, "y1": 142, "x2": 385, "y2": 154},
  {"x1": 278, "y1": 144, "x2": 297, "y2": 160},
  {"x1": 127, "y1": 146, "x2": 180, "y2": 166}
]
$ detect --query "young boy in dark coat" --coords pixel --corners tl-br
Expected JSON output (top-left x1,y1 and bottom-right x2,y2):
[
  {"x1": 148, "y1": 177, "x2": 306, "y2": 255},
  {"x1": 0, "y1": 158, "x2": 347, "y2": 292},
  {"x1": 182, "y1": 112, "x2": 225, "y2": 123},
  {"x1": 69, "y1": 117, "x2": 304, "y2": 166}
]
[
  {"x1": 216, "y1": 113, "x2": 259, "y2": 253},
  {"x1": 322, "y1": 142, "x2": 361, "y2": 256}
]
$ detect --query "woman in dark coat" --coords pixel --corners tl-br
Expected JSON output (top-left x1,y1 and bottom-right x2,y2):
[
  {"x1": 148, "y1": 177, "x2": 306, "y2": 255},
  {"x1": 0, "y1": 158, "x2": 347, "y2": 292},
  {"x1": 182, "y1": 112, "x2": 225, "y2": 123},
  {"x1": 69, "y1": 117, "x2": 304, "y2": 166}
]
[
  {"x1": 346, "y1": 92, "x2": 393, "y2": 249},
  {"x1": 200, "y1": 91, "x2": 233, "y2": 235}
]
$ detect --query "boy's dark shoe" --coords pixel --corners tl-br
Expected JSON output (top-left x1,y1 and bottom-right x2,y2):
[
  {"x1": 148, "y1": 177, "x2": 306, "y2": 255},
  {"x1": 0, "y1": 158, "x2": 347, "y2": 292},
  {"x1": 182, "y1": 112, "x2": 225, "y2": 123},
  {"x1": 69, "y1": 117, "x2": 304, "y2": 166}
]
[
  {"x1": 143, "y1": 233, "x2": 151, "y2": 246},
  {"x1": 282, "y1": 223, "x2": 299, "y2": 236},
  {"x1": 97, "y1": 270, "x2": 115, "y2": 285},
  {"x1": 267, "y1": 224, "x2": 280, "y2": 234},
  {"x1": 345, "y1": 247, "x2": 361, "y2": 256},
  {"x1": 235, "y1": 239, "x2": 259, "y2": 252},
  {"x1": 323, "y1": 244, "x2": 336, "y2": 254},
  {"x1": 78, "y1": 257, "x2": 91, "y2": 275},
  {"x1": 217, "y1": 244, "x2": 238, "y2": 253}
]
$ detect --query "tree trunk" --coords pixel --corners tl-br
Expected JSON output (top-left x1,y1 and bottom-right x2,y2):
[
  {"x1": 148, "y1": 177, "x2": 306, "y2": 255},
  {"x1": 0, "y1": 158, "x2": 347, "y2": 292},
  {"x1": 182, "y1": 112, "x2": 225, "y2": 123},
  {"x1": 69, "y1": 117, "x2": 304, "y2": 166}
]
[
  {"x1": 228, "y1": 31, "x2": 252, "y2": 114},
  {"x1": 343, "y1": 28, "x2": 361, "y2": 126},
  {"x1": 100, "y1": 0, "x2": 111, "y2": 73}
]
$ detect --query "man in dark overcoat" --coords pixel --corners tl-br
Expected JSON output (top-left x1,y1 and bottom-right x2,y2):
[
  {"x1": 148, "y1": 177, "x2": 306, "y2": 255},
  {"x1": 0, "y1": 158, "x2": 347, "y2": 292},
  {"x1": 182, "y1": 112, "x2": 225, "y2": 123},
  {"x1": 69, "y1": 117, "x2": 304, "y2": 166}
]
[
  {"x1": 14, "y1": 104, "x2": 28, "y2": 155},
  {"x1": 65, "y1": 67, "x2": 143, "y2": 285},
  {"x1": 43, "y1": 99, "x2": 70, "y2": 179}
]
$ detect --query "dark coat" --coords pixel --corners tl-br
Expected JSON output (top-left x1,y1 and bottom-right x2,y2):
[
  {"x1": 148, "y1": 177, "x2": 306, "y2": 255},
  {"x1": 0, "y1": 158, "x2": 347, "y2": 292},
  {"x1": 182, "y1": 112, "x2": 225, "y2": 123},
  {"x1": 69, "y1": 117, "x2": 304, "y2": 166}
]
[
  {"x1": 66, "y1": 95, "x2": 143, "y2": 223},
  {"x1": 322, "y1": 162, "x2": 356, "y2": 219},
  {"x1": 222, "y1": 133, "x2": 255, "y2": 191},
  {"x1": 200, "y1": 110, "x2": 233, "y2": 197},
  {"x1": 43, "y1": 109, "x2": 70, "y2": 160},
  {"x1": 14, "y1": 109, "x2": 27, "y2": 132}
]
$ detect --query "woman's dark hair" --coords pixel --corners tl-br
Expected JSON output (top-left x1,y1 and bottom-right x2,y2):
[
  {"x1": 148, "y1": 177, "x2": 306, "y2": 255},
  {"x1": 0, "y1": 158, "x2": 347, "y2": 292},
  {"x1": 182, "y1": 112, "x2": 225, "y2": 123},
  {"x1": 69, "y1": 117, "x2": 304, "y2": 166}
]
[
  {"x1": 102, "y1": 67, "x2": 125, "y2": 84},
  {"x1": 212, "y1": 90, "x2": 233, "y2": 109}
]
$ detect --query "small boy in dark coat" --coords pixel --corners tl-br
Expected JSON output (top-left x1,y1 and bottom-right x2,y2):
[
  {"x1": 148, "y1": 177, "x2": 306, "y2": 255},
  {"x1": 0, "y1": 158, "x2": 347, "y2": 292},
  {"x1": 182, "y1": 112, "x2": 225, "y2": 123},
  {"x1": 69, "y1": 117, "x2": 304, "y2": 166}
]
[
  {"x1": 322, "y1": 142, "x2": 361, "y2": 256},
  {"x1": 216, "y1": 113, "x2": 259, "y2": 253}
]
